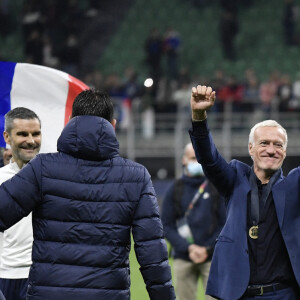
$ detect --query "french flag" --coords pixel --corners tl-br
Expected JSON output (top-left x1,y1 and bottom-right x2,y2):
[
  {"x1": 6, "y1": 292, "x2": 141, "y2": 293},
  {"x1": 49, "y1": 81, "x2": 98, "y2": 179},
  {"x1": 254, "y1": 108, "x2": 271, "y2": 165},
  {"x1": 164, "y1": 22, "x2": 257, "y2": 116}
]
[{"x1": 0, "y1": 62, "x2": 89, "y2": 152}]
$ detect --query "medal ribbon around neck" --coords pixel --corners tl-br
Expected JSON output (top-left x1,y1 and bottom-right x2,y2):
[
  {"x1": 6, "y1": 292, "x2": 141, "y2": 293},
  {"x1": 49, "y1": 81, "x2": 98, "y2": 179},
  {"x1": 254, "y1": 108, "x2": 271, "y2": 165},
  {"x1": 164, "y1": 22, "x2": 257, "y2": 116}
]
[{"x1": 248, "y1": 168, "x2": 281, "y2": 239}]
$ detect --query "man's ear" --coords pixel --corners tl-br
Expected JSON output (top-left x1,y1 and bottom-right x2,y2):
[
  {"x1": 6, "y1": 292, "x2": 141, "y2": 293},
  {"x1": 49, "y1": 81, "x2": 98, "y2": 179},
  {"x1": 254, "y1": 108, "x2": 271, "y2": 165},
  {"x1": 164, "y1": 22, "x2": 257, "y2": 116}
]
[
  {"x1": 111, "y1": 119, "x2": 117, "y2": 129},
  {"x1": 248, "y1": 143, "x2": 253, "y2": 157},
  {"x1": 3, "y1": 131, "x2": 10, "y2": 145}
]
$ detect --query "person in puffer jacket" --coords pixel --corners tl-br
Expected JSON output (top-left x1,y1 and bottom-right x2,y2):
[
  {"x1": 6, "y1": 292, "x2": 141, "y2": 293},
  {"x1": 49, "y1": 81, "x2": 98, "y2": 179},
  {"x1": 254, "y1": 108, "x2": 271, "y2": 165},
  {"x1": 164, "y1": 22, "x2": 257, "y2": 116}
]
[{"x1": 0, "y1": 89, "x2": 176, "y2": 300}]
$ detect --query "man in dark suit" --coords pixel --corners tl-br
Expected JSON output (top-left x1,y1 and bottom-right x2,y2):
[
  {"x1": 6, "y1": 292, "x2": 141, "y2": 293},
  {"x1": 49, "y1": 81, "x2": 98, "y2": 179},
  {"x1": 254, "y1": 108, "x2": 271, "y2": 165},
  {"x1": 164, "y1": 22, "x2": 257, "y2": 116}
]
[{"x1": 188, "y1": 85, "x2": 300, "y2": 300}]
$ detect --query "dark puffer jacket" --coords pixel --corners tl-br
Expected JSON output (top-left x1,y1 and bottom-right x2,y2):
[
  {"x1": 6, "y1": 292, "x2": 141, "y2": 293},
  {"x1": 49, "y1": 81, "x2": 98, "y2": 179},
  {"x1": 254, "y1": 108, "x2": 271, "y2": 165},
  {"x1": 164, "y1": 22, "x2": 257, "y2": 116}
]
[{"x1": 0, "y1": 116, "x2": 175, "y2": 300}]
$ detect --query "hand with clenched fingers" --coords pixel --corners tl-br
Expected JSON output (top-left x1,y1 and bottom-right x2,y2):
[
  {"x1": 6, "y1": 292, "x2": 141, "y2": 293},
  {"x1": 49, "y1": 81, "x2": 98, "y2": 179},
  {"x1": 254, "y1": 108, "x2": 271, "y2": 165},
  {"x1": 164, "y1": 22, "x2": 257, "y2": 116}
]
[{"x1": 190, "y1": 85, "x2": 216, "y2": 121}]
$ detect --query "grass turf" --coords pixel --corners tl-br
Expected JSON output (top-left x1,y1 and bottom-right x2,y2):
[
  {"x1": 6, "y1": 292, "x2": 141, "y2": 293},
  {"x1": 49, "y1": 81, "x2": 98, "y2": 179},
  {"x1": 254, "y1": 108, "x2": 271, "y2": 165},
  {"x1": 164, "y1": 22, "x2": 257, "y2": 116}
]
[{"x1": 129, "y1": 239, "x2": 205, "y2": 300}]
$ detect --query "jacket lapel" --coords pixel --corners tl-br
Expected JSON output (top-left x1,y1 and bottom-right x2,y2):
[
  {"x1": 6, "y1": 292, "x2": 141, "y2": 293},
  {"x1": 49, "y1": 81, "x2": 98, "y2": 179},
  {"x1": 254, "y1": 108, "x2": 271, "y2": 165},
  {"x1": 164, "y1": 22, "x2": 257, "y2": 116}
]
[{"x1": 272, "y1": 176, "x2": 285, "y2": 228}]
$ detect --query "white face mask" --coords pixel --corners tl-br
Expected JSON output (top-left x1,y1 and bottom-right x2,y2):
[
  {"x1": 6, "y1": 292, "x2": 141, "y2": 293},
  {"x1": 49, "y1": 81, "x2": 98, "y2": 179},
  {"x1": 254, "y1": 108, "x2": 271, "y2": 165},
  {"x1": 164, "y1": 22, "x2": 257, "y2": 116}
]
[{"x1": 186, "y1": 162, "x2": 204, "y2": 177}]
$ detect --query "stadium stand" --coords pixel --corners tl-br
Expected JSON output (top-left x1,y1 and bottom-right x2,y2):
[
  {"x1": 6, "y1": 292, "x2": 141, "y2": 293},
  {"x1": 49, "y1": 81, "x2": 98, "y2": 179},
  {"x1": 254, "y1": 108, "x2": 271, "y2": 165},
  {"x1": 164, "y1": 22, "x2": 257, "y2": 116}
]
[
  {"x1": 2, "y1": 0, "x2": 300, "y2": 179},
  {"x1": 97, "y1": 0, "x2": 300, "y2": 80}
]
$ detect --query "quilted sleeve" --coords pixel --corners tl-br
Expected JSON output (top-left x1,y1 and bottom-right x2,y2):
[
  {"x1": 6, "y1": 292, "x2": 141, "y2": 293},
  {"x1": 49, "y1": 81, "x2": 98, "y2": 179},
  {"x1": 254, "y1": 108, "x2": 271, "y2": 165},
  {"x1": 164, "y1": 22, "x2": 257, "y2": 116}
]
[
  {"x1": 132, "y1": 168, "x2": 176, "y2": 300},
  {"x1": 0, "y1": 156, "x2": 42, "y2": 231}
]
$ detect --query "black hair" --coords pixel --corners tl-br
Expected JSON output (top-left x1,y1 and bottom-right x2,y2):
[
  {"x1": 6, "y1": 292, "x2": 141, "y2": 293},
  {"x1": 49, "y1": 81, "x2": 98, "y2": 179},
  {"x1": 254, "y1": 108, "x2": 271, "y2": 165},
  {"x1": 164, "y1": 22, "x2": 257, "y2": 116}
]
[
  {"x1": 71, "y1": 89, "x2": 114, "y2": 122},
  {"x1": 5, "y1": 107, "x2": 41, "y2": 133}
]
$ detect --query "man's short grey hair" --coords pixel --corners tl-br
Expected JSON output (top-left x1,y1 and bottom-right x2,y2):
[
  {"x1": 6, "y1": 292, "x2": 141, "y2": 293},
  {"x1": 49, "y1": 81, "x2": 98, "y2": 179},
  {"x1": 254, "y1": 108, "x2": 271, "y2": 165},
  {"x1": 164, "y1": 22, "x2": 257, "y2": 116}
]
[
  {"x1": 4, "y1": 107, "x2": 41, "y2": 134},
  {"x1": 249, "y1": 120, "x2": 288, "y2": 149}
]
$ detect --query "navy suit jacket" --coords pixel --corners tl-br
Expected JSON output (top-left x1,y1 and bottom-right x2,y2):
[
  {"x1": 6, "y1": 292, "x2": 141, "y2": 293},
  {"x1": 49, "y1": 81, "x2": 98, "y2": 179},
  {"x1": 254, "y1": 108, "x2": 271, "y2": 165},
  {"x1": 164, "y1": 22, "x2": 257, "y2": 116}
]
[{"x1": 189, "y1": 121, "x2": 300, "y2": 300}]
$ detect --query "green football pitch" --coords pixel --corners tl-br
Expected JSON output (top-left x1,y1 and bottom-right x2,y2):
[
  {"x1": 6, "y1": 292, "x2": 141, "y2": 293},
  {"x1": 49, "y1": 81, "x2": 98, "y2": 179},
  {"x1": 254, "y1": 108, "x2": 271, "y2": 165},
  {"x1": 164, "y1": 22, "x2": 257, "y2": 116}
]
[{"x1": 129, "y1": 239, "x2": 206, "y2": 300}]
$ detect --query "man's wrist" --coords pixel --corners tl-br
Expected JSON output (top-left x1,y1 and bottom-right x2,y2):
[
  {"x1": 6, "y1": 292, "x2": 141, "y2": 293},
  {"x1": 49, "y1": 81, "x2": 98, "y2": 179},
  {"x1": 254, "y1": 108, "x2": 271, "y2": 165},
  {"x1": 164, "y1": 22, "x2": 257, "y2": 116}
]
[{"x1": 192, "y1": 110, "x2": 207, "y2": 121}]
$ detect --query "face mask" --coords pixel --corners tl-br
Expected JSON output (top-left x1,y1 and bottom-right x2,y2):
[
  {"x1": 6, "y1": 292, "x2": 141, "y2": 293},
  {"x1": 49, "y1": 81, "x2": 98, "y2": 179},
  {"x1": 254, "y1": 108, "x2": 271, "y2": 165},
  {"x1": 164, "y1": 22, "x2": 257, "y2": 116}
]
[{"x1": 186, "y1": 162, "x2": 204, "y2": 177}]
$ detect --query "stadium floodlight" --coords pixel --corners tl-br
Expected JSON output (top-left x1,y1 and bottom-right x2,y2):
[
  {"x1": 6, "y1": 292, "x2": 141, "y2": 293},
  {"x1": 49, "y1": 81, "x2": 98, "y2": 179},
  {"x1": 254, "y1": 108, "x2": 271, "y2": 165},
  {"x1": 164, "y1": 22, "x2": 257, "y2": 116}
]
[{"x1": 144, "y1": 78, "x2": 153, "y2": 87}]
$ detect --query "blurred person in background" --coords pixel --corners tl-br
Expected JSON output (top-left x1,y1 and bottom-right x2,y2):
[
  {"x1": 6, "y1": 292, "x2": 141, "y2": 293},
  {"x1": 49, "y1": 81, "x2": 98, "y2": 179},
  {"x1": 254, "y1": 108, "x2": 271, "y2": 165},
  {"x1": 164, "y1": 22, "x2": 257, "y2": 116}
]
[
  {"x1": 277, "y1": 74, "x2": 293, "y2": 112},
  {"x1": 259, "y1": 70, "x2": 281, "y2": 115},
  {"x1": 217, "y1": 75, "x2": 244, "y2": 112},
  {"x1": 144, "y1": 28, "x2": 163, "y2": 94},
  {"x1": 0, "y1": 148, "x2": 12, "y2": 167},
  {"x1": 242, "y1": 73, "x2": 260, "y2": 113},
  {"x1": 172, "y1": 76, "x2": 191, "y2": 117},
  {"x1": 219, "y1": 0, "x2": 239, "y2": 60},
  {"x1": 283, "y1": 0, "x2": 298, "y2": 45},
  {"x1": 292, "y1": 71, "x2": 300, "y2": 111},
  {"x1": 164, "y1": 27, "x2": 181, "y2": 81},
  {"x1": 162, "y1": 143, "x2": 225, "y2": 300}
]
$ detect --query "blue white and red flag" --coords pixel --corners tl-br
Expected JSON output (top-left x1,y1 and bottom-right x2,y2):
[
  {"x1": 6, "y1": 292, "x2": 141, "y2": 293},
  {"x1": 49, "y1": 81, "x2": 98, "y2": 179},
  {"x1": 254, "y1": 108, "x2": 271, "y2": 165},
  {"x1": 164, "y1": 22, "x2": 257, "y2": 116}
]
[{"x1": 0, "y1": 62, "x2": 89, "y2": 152}]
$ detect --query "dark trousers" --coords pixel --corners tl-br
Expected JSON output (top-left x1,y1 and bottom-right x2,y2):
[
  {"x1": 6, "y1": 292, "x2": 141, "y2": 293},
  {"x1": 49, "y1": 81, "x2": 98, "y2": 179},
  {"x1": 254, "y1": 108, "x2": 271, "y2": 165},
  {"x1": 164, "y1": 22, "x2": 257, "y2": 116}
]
[
  {"x1": 239, "y1": 286, "x2": 300, "y2": 300},
  {"x1": 0, "y1": 278, "x2": 28, "y2": 300}
]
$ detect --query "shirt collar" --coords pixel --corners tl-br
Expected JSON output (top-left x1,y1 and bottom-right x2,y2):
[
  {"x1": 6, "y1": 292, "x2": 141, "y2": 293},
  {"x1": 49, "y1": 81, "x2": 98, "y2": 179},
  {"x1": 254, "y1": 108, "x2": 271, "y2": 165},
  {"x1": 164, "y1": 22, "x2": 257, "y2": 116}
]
[{"x1": 9, "y1": 160, "x2": 21, "y2": 172}]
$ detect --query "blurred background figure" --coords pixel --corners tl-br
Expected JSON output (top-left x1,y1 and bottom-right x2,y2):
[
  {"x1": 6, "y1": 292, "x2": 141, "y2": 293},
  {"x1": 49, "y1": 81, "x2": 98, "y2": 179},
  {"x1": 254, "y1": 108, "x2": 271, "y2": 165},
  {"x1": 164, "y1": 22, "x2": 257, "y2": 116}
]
[
  {"x1": 163, "y1": 27, "x2": 181, "y2": 81},
  {"x1": 277, "y1": 73, "x2": 293, "y2": 112},
  {"x1": 162, "y1": 143, "x2": 225, "y2": 300},
  {"x1": 282, "y1": 0, "x2": 298, "y2": 46},
  {"x1": 0, "y1": 147, "x2": 12, "y2": 167},
  {"x1": 144, "y1": 28, "x2": 163, "y2": 96},
  {"x1": 219, "y1": 0, "x2": 239, "y2": 60}
]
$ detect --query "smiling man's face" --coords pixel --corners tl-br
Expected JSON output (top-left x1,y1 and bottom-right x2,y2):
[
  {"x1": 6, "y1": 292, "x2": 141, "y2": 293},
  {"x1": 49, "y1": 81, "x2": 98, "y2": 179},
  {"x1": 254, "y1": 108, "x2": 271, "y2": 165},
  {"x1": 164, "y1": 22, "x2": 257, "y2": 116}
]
[
  {"x1": 249, "y1": 126, "x2": 286, "y2": 182},
  {"x1": 3, "y1": 118, "x2": 41, "y2": 168}
]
